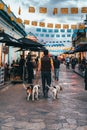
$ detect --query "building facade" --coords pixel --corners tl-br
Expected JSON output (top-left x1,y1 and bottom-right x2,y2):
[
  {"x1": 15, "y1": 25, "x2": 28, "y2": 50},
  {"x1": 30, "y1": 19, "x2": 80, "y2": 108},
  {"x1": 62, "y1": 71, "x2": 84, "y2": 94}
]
[
  {"x1": 0, "y1": 0, "x2": 26, "y2": 66},
  {"x1": 72, "y1": 15, "x2": 87, "y2": 61}
]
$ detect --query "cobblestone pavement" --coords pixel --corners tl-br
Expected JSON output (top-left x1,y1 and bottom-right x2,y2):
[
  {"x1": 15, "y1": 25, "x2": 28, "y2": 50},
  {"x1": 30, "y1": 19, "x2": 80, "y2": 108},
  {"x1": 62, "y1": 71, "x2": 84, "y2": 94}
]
[{"x1": 0, "y1": 64, "x2": 87, "y2": 130}]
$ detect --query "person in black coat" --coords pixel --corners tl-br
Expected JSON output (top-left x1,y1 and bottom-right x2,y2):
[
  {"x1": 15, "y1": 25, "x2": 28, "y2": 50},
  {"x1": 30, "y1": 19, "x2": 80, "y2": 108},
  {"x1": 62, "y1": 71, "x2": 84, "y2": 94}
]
[
  {"x1": 19, "y1": 55, "x2": 25, "y2": 80},
  {"x1": 71, "y1": 56, "x2": 76, "y2": 70},
  {"x1": 26, "y1": 55, "x2": 34, "y2": 84},
  {"x1": 84, "y1": 62, "x2": 87, "y2": 90},
  {"x1": 53, "y1": 56, "x2": 60, "y2": 81}
]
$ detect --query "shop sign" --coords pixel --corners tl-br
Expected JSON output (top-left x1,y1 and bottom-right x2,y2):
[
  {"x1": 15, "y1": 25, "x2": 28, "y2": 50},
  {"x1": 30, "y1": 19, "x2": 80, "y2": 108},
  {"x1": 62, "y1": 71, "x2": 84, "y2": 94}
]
[{"x1": 2, "y1": 46, "x2": 9, "y2": 54}]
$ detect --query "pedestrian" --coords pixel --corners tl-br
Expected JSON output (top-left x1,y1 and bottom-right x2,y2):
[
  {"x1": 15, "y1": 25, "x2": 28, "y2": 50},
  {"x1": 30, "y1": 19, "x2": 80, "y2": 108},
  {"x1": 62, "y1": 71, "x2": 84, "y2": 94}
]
[
  {"x1": 65, "y1": 56, "x2": 70, "y2": 69},
  {"x1": 35, "y1": 56, "x2": 39, "y2": 71},
  {"x1": 38, "y1": 49, "x2": 54, "y2": 98},
  {"x1": 26, "y1": 55, "x2": 34, "y2": 84},
  {"x1": 71, "y1": 56, "x2": 76, "y2": 70},
  {"x1": 4, "y1": 63, "x2": 9, "y2": 81},
  {"x1": 19, "y1": 55, "x2": 25, "y2": 80},
  {"x1": 84, "y1": 62, "x2": 87, "y2": 90},
  {"x1": 53, "y1": 56, "x2": 60, "y2": 82},
  {"x1": 81, "y1": 56, "x2": 86, "y2": 71}
]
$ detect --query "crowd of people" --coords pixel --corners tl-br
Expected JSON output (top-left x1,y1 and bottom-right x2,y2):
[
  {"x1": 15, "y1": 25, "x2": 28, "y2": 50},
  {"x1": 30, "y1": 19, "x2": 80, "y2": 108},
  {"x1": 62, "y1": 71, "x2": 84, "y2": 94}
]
[{"x1": 4, "y1": 49, "x2": 87, "y2": 92}]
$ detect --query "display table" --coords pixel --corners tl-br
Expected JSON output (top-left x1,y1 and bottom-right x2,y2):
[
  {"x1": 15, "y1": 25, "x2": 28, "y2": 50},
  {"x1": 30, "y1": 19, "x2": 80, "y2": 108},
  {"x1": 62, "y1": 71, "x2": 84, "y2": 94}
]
[{"x1": 10, "y1": 64, "x2": 23, "y2": 84}]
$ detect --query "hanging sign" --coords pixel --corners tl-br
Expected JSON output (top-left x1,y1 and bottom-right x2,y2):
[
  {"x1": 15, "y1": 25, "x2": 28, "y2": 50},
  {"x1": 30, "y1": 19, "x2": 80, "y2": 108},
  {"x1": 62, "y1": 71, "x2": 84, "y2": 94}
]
[
  {"x1": 71, "y1": 8, "x2": 78, "y2": 14},
  {"x1": 39, "y1": 7, "x2": 47, "y2": 13},
  {"x1": 2, "y1": 46, "x2": 9, "y2": 54},
  {"x1": 29, "y1": 7, "x2": 35, "y2": 13},
  {"x1": 0, "y1": 3, "x2": 4, "y2": 10},
  {"x1": 24, "y1": 20, "x2": 30, "y2": 25},
  {"x1": 16, "y1": 18, "x2": 22, "y2": 23},
  {"x1": 47, "y1": 23, "x2": 53, "y2": 28},
  {"x1": 71, "y1": 25, "x2": 77, "y2": 29},
  {"x1": 53, "y1": 8, "x2": 58, "y2": 15},
  {"x1": 39, "y1": 22, "x2": 45, "y2": 27},
  {"x1": 31, "y1": 21, "x2": 37, "y2": 26},
  {"x1": 81, "y1": 7, "x2": 87, "y2": 13},
  {"x1": 63, "y1": 24, "x2": 69, "y2": 29},
  {"x1": 78, "y1": 24, "x2": 85, "y2": 29},
  {"x1": 10, "y1": 17, "x2": 14, "y2": 21},
  {"x1": 61, "y1": 8, "x2": 68, "y2": 14},
  {"x1": 55, "y1": 24, "x2": 61, "y2": 28}
]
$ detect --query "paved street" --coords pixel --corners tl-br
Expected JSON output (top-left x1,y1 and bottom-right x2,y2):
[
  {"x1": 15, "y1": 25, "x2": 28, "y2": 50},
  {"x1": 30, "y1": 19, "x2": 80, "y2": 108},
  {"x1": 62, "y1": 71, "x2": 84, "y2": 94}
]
[{"x1": 0, "y1": 64, "x2": 87, "y2": 130}]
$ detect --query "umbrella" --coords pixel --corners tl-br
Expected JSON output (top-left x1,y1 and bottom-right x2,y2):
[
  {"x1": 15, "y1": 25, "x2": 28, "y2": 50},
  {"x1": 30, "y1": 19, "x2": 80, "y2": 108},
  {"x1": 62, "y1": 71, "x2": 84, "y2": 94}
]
[
  {"x1": 18, "y1": 37, "x2": 44, "y2": 48},
  {"x1": 0, "y1": 30, "x2": 23, "y2": 47}
]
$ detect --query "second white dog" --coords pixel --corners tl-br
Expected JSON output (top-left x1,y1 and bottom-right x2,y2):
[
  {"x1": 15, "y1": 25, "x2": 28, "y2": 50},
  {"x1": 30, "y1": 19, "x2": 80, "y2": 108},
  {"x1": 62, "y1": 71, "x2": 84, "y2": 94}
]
[{"x1": 47, "y1": 85, "x2": 62, "y2": 99}]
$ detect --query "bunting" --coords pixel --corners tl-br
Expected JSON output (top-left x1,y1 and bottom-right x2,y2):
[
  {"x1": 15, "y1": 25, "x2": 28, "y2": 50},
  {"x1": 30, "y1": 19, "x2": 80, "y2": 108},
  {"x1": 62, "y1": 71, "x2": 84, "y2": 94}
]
[
  {"x1": 63, "y1": 24, "x2": 69, "y2": 29},
  {"x1": 78, "y1": 24, "x2": 85, "y2": 29},
  {"x1": 0, "y1": 3, "x2": 4, "y2": 10},
  {"x1": 18, "y1": 6, "x2": 21, "y2": 15},
  {"x1": 71, "y1": 8, "x2": 78, "y2": 14},
  {"x1": 31, "y1": 21, "x2": 37, "y2": 26},
  {"x1": 1, "y1": 2, "x2": 87, "y2": 29},
  {"x1": 39, "y1": 22, "x2": 45, "y2": 27},
  {"x1": 81, "y1": 7, "x2": 87, "y2": 13},
  {"x1": 55, "y1": 24, "x2": 61, "y2": 28},
  {"x1": 16, "y1": 18, "x2": 22, "y2": 23},
  {"x1": 71, "y1": 25, "x2": 77, "y2": 29},
  {"x1": 61, "y1": 8, "x2": 68, "y2": 14},
  {"x1": 24, "y1": 20, "x2": 30, "y2": 25},
  {"x1": 1, "y1": 4, "x2": 87, "y2": 15},
  {"x1": 47, "y1": 23, "x2": 53, "y2": 28},
  {"x1": 29, "y1": 7, "x2": 35, "y2": 13},
  {"x1": 7, "y1": 5, "x2": 11, "y2": 14},
  {"x1": 10, "y1": 17, "x2": 14, "y2": 21},
  {"x1": 53, "y1": 8, "x2": 58, "y2": 15},
  {"x1": 39, "y1": 7, "x2": 47, "y2": 13}
]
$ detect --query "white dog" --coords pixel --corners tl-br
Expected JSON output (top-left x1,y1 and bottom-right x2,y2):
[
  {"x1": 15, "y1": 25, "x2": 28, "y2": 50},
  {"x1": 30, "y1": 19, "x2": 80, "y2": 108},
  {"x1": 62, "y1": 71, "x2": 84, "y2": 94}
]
[
  {"x1": 23, "y1": 84, "x2": 40, "y2": 101},
  {"x1": 32, "y1": 84, "x2": 40, "y2": 101},
  {"x1": 47, "y1": 85, "x2": 62, "y2": 99}
]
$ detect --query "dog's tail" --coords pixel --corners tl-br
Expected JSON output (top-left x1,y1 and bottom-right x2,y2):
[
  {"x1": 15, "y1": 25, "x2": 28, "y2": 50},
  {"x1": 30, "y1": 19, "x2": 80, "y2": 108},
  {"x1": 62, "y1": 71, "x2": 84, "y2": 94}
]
[
  {"x1": 23, "y1": 83, "x2": 27, "y2": 90},
  {"x1": 46, "y1": 85, "x2": 50, "y2": 89},
  {"x1": 46, "y1": 85, "x2": 53, "y2": 91}
]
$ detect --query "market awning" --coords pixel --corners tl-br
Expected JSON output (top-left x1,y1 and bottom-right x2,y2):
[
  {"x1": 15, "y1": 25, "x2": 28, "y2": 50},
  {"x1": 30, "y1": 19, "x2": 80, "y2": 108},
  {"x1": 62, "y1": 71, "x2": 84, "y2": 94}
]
[
  {"x1": 64, "y1": 50, "x2": 74, "y2": 54},
  {"x1": 78, "y1": 42, "x2": 87, "y2": 45},
  {"x1": 16, "y1": 46, "x2": 46, "y2": 52},
  {"x1": 18, "y1": 37, "x2": 44, "y2": 48},
  {"x1": 64, "y1": 44, "x2": 87, "y2": 54},
  {"x1": 0, "y1": 30, "x2": 23, "y2": 47},
  {"x1": 74, "y1": 44, "x2": 87, "y2": 53}
]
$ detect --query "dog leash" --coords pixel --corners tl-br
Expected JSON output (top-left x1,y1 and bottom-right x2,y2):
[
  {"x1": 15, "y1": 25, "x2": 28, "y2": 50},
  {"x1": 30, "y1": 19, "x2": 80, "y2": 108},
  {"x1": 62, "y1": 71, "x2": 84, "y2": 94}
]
[
  {"x1": 34, "y1": 70, "x2": 39, "y2": 84},
  {"x1": 51, "y1": 72, "x2": 55, "y2": 86}
]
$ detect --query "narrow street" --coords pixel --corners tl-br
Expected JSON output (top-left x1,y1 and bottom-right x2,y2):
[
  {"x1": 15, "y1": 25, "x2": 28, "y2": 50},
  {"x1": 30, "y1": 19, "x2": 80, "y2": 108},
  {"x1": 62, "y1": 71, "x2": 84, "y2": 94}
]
[{"x1": 0, "y1": 64, "x2": 87, "y2": 130}]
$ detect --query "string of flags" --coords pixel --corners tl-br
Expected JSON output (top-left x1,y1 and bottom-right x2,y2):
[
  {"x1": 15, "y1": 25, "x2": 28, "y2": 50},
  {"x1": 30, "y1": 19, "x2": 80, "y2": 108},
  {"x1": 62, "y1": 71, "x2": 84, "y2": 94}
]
[
  {"x1": 0, "y1": 3, "x2": 87, "y2": 15},
  {"x1": 0, "y1": 3, "x2": 87, "y2": 29}
]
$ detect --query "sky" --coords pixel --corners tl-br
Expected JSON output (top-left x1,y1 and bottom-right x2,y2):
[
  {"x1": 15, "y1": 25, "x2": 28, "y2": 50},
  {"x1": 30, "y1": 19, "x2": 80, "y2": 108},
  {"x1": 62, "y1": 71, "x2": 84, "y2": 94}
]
[
  {"x1": 2, "y1": 0, "x2": 87, "y2": 55},
  {"x1": 2, "y1": 0, "x2": 87, "y2": 29}
]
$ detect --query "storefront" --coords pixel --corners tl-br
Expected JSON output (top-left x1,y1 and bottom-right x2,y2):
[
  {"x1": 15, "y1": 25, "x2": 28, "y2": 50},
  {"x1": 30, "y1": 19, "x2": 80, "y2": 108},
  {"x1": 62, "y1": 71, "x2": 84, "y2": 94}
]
[
  {"x1": 72, "y1": 22, "x2": 87, "y2": 61},
  {"x1": 0, "y1": 0, "x2": 26, "y2": 66}
]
